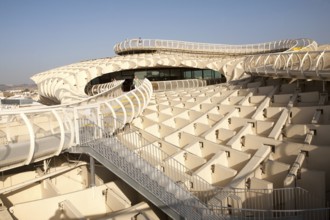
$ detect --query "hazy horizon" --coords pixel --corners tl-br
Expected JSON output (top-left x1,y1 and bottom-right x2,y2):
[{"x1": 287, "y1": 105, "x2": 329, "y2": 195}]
[{"x1": 1, "y1": 0, "x2": 330, "y2": 84}]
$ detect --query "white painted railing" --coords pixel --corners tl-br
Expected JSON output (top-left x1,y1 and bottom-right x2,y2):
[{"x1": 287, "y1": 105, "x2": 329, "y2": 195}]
[
  {"x1": 114, "y1": 38, "x2": 317, "y2": 55},
  {"x1": 75, "y1": 117, "x2": 219, "y2": 220},
  {"x1": 0, "y1": 79, "x2": 152, "y2": 172},
  {"x1": 76, "y1": 115, "x2": 329, "y2": 220},
  {"x1": 151, "y1": 79, "x2": 207, "y2": 91},
  {"x1": 86, "y1": 80, "x2": 124, "y2": 96},
  {"x1": 244, "y1": 50, "x2": 330, "y2": 81}
]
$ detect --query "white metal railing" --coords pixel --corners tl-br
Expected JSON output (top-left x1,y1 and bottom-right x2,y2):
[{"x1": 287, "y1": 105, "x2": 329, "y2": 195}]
[
  {"x1": 76, "y1": 117, "x2": 219, "y2": 219},
  {"x1": 86, "y1": 80, "x2": 124, "y2": 96},
  {"x1": 114, "y1": 38, "x2": 317, "y2": 55},
  {"x1": 0, "y1": 79, "x2": 152, "y2": 172},
  {"x1": 200, "y1": 187, "x2": 327, "y2": 211},
  {"x1": 151, "y1": 79, "x2": 206, "y2": 91},
  {"x1": 111, "y1": 118, "x2": 329, "y2": 214},
  {"x1": 151, "y1": 78, "x2": 225, "y2": 92},
  {"x1": 78, "y1": 116, "x2": 215, "y2": 193},
  {"x1": 244, "y1": 50, "x2": 330, "y2": 81},
  {"x1": 76, "y1": 116, "x2": 329, "y2": 220},
  {"x1": 199, "y1": 206, "x2": 329, "y2": 220},
  {"x1": 68, "y1": 80, "x2": 125, "y2": 107}
]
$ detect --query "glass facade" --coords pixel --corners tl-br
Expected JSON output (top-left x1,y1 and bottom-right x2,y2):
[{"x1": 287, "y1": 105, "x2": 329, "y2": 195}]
[
  {"x1": 90, "y1": 67, "x2": 224, "y2": 91},
  {"x1": 98, "y1": 68, "x2": 222, "y2": 81}
]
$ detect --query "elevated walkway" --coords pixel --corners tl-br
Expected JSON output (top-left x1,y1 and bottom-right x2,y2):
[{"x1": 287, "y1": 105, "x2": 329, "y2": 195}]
[
  {"x1": 114, "y1": 38, "x2": 317, "y2": 56},
  {"x1": 0, "y1": 79, "x2": 152, "y2": 172}
]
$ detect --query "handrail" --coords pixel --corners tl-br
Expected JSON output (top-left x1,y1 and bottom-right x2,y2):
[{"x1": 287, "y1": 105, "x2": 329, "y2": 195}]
[
  {"x1": 194, "y1": 205, "x2": 330, "y2": 220},
  {"x1": 243, "y1": 50, "x2": 330, "y2": 81},
  {"x1": 66, "y1": 80, "x2": 125, "y2": 107},
  {"x1": 0, "y1": 79, "x2": 153, "y2": 172},
  {"x1": 77, "y1": 116, "x2": 328, "y2": 219},
  {"x1": 85, "y1": 80, "x2": 124, "y2": 98},
  {"x1": 76, "y1": 118, "x2": 220, "y2": 219},
  {"x1": 151, "y1": 79, "x2": 207, "y2": 91},
  {"x1": 112, "y1": 117, "x2": 328, "y2": 208},
  {"x1": 79, "y1": 116, "x2": 216, "y2": 193},
  {"x1": 86, "y1": 80, "x2": 122, "y2": 96},
  {"x1": 150, "y1": 78, "x2": 226, "y2": 92},
  {"x1": 114, "y1": 38, "x2": 317, "y2": 55},
  {"x1": 80, "y1": 115, "x2": 327, "y2": 207}
]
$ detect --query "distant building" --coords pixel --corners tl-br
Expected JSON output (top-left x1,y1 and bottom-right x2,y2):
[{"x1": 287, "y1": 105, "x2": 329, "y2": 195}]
[{"x1": 0, "y1": 97, "x2": 33, "y2": 105}]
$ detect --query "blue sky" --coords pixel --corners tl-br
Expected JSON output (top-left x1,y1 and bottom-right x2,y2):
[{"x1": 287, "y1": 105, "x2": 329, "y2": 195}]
[{"x1": 0, "y1": 0, "x2": 329, "y2": 84}]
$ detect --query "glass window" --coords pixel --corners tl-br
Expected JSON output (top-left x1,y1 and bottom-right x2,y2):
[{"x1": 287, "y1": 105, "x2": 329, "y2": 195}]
[
  {"x1": 184, "y1": 71, "x2": 192, "y2": 79},
  {"x1": 170, "y1": 69, "x2": 180, "y2": 78},
  {"x1": 134, "y1": 71, "x2": 147, "y2": 79},
  {"x1": 151, "y1": 71, "x2": 159, "y2": 76},
  {"x1": 145, "y1": 70, "x2": 160, "y2": 81},
  {"x1": 107, "y1": 68, "x2": 225, "y2": 82},
  {"x1": 214, "y1": 70, "x2": 222, "y2": 79},
  {"x1": 203, "y1": 70, "x2": 212, "y2": 79},
  {"x1": 162, "y1": 69, "x2": 170, "y2": 77},
  {"x1": 193, "y1": 70, "x2": 203, "y2": 79}
]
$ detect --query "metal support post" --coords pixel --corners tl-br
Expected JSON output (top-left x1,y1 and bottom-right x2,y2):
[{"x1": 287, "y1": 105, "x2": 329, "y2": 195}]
[{"x1": 89, "y1": 156, "x2": 95, "y2": 187}]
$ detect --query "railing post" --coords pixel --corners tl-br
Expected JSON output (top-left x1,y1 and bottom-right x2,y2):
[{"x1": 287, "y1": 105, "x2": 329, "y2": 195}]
[
  {"x1": 73, "y1": 108, "x2": 80, "y2": 144},
  {"x1": 20, "y1": 112, "x2": 35, "y2": 165},
  {"x1": 96, "y1": 106, "x2": 103, "y2": 139},
  {"x1": 89, "y1": 156, "x2": 95, "y2": 187}
]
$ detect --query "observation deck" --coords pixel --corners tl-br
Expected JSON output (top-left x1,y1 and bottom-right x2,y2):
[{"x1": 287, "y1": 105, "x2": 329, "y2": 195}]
[{"x1": 114, "y1": 38, "x2": 317, "y2": 55}]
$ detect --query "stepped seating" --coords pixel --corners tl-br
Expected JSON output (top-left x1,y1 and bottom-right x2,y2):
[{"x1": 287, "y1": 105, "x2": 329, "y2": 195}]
[
  {"x1": 171, "y1": 150, "x2": 206, "y2": 171},
  {"x1": 257, "y1": 160, "x2": 290, "y2": 188},
  {"x1": 193, "y1": 150, "x2": 237, "y2": 186},
  {"x1": 130, "y1": 77, "x2": 330, "y2": 213}
]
